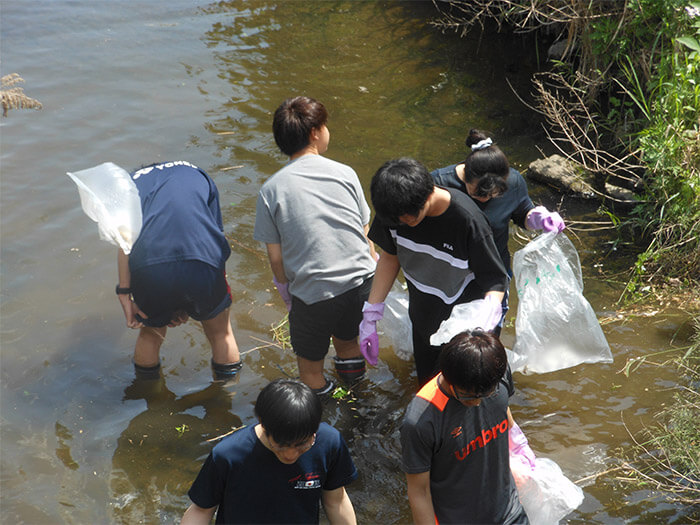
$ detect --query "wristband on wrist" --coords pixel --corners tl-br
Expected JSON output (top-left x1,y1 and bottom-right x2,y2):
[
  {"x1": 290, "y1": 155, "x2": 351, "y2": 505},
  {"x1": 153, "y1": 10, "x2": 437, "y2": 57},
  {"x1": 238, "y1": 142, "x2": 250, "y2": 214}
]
[{"x1": 116, "y1": 284, "x2": 132, "y2": 295}]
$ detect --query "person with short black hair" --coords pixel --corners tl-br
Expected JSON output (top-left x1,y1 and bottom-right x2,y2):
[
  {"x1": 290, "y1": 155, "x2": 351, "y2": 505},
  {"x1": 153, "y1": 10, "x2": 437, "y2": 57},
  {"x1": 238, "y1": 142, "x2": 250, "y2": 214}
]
[
  {"x1": 255, "y1": 96, "x2": 377, "y2": 395},
  {"x1": 431, "y1": 129, "x2": 566, "y2": 333},
  {"x1": 182, "y1": 378, "x2": 358, "y2": 524},
  {"x1": 359, "y1": 158, "x2": 508, "y2": 386},
  {"x1": 400, "y1": 330, "x2": 529, "y2": 524}
]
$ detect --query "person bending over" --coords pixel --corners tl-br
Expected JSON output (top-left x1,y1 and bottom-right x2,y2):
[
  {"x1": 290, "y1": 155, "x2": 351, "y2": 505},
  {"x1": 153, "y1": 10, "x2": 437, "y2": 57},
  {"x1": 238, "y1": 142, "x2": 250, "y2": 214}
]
[{"x1": 116, "y1": 161, "x2": 241, "y2": 381}]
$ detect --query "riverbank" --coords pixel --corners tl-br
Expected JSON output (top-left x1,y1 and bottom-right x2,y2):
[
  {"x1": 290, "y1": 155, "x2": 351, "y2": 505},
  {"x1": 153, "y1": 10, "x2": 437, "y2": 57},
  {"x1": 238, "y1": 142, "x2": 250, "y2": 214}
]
[{"x1": 427, "y1": 0, "x2": 700, "y2": 512}]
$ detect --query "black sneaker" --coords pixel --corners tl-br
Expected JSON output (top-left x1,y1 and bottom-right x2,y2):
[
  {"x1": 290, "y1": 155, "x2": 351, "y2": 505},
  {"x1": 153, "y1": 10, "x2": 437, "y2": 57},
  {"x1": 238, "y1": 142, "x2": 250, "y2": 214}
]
[
  {"x1": 333, "y1": 356, "x2": 366, "y2": 384},
  {"x1": 311, "y1": 378, "x2": 336, "y2": 397}
]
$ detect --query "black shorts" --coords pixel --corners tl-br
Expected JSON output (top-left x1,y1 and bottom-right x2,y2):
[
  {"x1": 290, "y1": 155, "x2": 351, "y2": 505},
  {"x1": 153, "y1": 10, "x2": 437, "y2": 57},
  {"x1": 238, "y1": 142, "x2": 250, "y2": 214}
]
[
  {"x1": 289, "y1": 277, "x2": 372, "y2": 362},
  {"x1": 130, "y1": 261, "x2": 232, "y2": 327}
]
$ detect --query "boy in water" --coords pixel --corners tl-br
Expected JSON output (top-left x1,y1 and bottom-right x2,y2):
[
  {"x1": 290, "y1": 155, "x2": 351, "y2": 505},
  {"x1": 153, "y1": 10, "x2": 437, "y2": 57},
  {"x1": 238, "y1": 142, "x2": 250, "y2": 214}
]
[
  {"x1": 254, "y1": 96, "x2": 376, "y2": 394},
  {"x1": 401, "y1": 330, "x2": 529, "y2": 524},
  {"x1": 116, "y1": 161, "x2": 241, "y2": 381},
  {"x1": 360, "y1": 157, "x2": 507, "y2": 385},
  {"x1": 182, "y1": 378, "x2": 358, "y2": 524}
]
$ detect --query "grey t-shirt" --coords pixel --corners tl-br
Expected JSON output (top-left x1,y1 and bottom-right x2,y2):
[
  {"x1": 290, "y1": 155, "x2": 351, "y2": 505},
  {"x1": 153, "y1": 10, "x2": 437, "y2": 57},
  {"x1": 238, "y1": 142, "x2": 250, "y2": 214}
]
[{"x1": 254, "y1": 154, "x2": 375, "y2": 304}]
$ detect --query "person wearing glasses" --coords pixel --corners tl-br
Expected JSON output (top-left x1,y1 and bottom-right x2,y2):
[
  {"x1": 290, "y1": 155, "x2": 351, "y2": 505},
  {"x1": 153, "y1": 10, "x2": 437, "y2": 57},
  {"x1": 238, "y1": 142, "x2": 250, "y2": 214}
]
[
  {"x1": 360, "y1": 158, "x2": 508, "y2": 386},
  {"x1": 182, "y1": 378, "x2": 358, "y2": 524},
  {"x1": 431, "y1": 129, "x2": 566, "y2": 334},
  {"x1": 400, "y1": 330, "x2": 530, "y2": 524}
]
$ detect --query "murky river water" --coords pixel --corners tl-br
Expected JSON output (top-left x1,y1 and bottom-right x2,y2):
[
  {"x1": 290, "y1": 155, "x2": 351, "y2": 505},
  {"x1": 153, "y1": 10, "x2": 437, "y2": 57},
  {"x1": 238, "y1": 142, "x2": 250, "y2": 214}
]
[{"x1": 1, "y1": 1, "x2": 695, "y2": 523}]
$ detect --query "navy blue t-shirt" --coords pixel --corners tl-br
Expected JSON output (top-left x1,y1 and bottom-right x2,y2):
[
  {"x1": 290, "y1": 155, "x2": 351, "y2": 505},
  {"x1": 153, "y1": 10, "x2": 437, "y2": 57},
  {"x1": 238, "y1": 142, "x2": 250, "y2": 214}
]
[
  {"x1": 188, "y1": 423, "x2": 358, "y2": 524},
  {"x1": 129, "y1": 161, "x2": 231, "y2": 272},
  {"x1": 431, "y1": 165, "x2": 534, "y2": 272}
]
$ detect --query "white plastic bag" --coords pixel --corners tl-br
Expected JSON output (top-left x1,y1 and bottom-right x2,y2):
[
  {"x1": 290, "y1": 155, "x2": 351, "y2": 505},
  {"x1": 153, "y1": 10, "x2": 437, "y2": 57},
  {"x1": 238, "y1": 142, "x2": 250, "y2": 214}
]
[
  {"x1": 381, "y1": 282, "x2": 413, "y2": 360},
  {"x1": 67, "y1": 162, "x2": 142, "y2": 254},
  {"x1": 510, "y1": 456, "x2": 584, "y2": 525},
  {"x1": 511, "y1": 232, "x2": 613, "y2": 374},
  {"x1": 430, "y1": 299, "x2": 489, "y2": 346}
]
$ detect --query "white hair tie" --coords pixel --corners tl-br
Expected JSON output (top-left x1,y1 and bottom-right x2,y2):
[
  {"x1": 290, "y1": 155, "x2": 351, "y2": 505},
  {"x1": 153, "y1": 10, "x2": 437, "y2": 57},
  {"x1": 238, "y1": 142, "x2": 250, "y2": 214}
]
[{"x1": 471, "y1": 138, "x2": 493, "y2": 151}]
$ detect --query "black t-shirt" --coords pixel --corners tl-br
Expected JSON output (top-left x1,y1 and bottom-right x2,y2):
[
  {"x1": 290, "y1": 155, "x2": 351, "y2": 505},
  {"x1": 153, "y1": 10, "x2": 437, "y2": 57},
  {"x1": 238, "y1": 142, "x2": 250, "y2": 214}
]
[
  {"x1": 401, "y1": 369, "x2": 527, "y2": 524},
  {"x1": 188, "y1": 423, "x2": 357, "y2": 524},
  {"x1": 368, "y1": 187, "x2": 507, "y2": 305}
]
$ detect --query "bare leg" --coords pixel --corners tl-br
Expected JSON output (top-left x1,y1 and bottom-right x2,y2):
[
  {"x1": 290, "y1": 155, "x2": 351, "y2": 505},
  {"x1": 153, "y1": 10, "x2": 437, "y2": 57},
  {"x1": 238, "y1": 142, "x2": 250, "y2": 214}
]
[
  {"x1": 133, "y1": 326, "x2": 167, "y2": 367},
  {"x1": 201, "y1": 307, "x2": 240, "y2": 365},
  {"x1": 331, "y1": 336, "x2": 362, "y2": 359},
  {"x1": 297, "y1": 356, "x2": 327, "y2": 390}
]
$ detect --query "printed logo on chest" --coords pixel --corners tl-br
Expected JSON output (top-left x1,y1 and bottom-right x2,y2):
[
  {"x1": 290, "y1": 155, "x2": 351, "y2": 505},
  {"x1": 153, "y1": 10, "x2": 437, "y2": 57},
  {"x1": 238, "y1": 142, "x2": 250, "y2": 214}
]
[
  {"x1": 453, "y1": 418, "x2": 509, "y2": 461},
  {"x1": 289, "y1": 472, "x2": 321, "y2": 490}
]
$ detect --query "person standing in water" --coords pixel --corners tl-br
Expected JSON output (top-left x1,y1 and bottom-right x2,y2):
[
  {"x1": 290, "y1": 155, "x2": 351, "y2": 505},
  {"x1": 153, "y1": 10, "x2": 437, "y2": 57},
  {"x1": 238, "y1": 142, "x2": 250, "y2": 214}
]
[
  {"x1": 401, "y1": 330, "x2": 530, "y2": 524},
  {"x1": 116, "y1": 160, "x2": 241, "y2": 381},
  {"x1": 182, "y1": 378, "x2": 358, "y2": 524},
  {"x1": 254, "y1": 96, "x2": 376, "y2": 395},
  {"x1": 360, "y1": 157, "x2": 508, "y2": 386},
  {"x1": 431, "y1": 129, "x2": 565, "y2": 333}
]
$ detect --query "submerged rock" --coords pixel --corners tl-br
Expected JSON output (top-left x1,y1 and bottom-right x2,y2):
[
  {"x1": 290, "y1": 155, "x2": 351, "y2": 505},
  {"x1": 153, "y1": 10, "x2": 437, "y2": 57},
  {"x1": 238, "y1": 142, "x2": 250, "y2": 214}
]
[{"x1": 526, "y1": 154, "x2": 642, "y2": 211}]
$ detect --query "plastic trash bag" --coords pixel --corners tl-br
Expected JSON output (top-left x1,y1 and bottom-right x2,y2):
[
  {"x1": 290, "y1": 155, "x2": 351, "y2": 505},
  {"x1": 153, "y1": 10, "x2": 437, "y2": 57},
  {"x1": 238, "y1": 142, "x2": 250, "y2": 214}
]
[
  {"x1": 381, "y1": 282, "x2": 413, "y2": 360},
  {"x1": 511, "y1": 232, "x2": 612, "y2": 374},
  {"x1": 430, "y1": 299, "x2": 489, "y2": 346},
  {"x1": 510, "y1": 456, "x2": 584, "y2": 525},
  {"x1": 67, "y1": 162, "x2": 142, "y2": 254}
]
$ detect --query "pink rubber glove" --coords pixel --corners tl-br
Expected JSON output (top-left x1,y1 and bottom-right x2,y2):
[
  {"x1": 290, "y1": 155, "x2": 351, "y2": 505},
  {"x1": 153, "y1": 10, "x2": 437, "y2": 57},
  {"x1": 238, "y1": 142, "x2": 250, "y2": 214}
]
[
  {"x1": 526, "y1": 206, "x2": 566, "y2": 233},
  {"x1": 273, "y1": 277, "x2": 292, "y2": 312},
  {"x1": 482, "y1": 294, "x2": 504, "y2": 332},
  {"x1": 359, "y1": 301, "x2": 384, "y2": 366},
  {"x1": 509, "y1": 422, "x2": 536, "y2": 470}
]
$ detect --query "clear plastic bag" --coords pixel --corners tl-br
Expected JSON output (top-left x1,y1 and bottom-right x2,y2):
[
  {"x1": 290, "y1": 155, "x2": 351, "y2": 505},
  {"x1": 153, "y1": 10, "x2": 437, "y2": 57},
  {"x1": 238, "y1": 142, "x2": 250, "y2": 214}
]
[
  {"x1": 510, "y1": 456, "x2": 584, "y2": 525},
  {"x1": 381, "y1": 282, "x2": 413, "y2": 360},
  {"x1": 511, "y1": 232, "x2": 612, "y2": 374},
  {"x1": 429, "y1": 299, "x2": 489, "y2": 346},
  {"x1": 67, "y1": 162, "x2": 142, "y2": 254}
]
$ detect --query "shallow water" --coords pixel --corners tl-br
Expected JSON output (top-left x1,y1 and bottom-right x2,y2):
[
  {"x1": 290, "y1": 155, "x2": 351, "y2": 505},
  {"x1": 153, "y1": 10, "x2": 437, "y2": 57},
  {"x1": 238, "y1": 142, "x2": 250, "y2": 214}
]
[{"x1": 1, "y1": 1, "x2": 696, "y2": 523}]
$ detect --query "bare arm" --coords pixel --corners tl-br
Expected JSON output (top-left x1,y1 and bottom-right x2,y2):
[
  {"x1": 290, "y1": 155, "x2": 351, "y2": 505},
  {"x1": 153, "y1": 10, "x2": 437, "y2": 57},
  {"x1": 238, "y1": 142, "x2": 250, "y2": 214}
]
[
  {"x1": 367, "y1": 252, "x2": 400, "y2": 304},
  {"x1": 507, "y1": 406, "x2": 515, "y2": 428},
  {"x1": 180, "y1": 503, "x2": 216, "y2": 525},
  {"x1": 265, "y1": 243, "x2": 287, "y2": 283},
  {"x1": 322, "y1": 486, "x2": 357, "y2": 525},
  {"x1": 406, "y1": 471, "x2": 435, "y2": 525},
  {"x1": 117, "y1": 247, "x2": 146, "y2": 328}
]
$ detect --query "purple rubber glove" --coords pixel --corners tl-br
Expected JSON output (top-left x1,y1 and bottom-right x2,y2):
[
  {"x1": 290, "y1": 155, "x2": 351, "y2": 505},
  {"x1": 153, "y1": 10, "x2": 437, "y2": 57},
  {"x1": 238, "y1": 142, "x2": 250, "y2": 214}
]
[
  {"x1": 273, "y1": 276, "x2": 292, "y2": 312},
  {"x1": 509, "y1": 422, "x2": 536, "y2": 470},
  {"x1": 526, "y1": 206, "x2": 566, "y2": 233},
  {"x1": 359, "y1": 301, "x2": 384, "y2": 366},
  {"x1": 481, "y1": 294, "x2": 504, "y2": 332}
]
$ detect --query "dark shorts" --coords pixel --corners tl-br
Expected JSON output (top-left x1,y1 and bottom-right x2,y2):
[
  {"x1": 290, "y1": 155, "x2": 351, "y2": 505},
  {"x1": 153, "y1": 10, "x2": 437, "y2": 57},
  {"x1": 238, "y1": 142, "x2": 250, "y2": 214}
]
[
  {"x1": 289, "y1": 277, "x2": 372, "y2": 362},
  {"x1": 130, "y1": 261, "x2": 232, "y2": 327}
]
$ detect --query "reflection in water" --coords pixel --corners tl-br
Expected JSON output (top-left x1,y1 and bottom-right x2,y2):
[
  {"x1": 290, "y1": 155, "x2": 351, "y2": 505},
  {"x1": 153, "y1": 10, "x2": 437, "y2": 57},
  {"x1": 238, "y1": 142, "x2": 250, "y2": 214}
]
[{"x1": 110, "y1": 377, "x2": 242, "y2": 522}]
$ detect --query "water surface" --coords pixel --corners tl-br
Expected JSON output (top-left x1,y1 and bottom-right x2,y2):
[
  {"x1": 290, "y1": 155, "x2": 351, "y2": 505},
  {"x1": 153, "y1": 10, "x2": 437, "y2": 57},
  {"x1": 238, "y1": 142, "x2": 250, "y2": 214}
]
[{"x1": 1, "y1": 1, "x2": 694, "y2": 523}]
